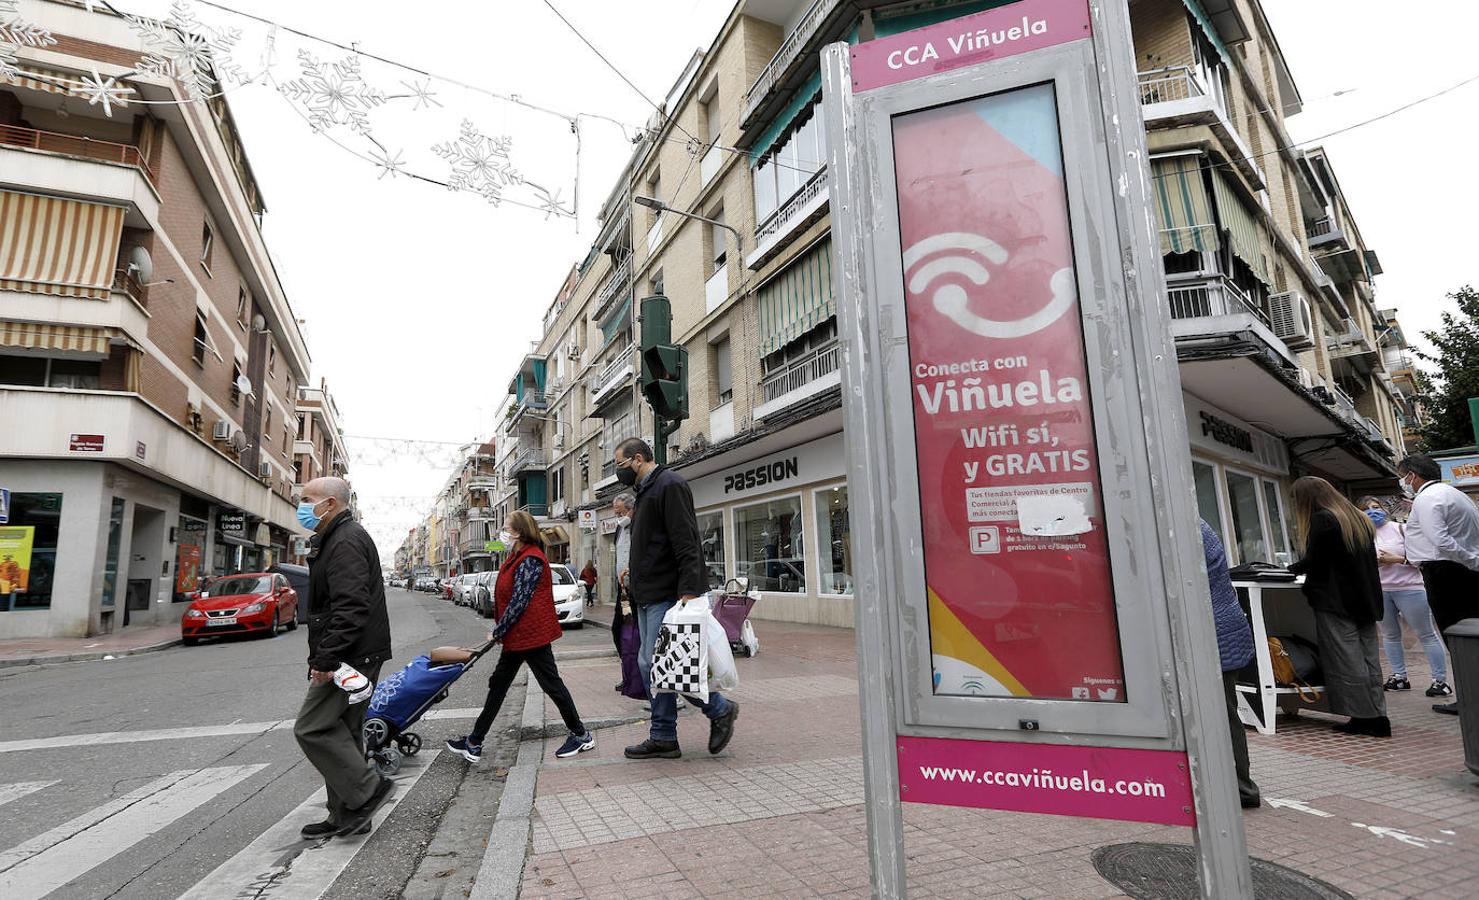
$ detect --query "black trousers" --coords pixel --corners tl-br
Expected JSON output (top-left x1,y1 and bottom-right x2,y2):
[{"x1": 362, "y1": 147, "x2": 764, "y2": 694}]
[
  {"x1": 1420, "y1": 560, "x2": 1479, "y2": 648},
  {"x1": 469, "y1": 643, "x2": 585, "y2": 743},
  {"x1": 1222, "y1": 670, "x2": 1260, "y2": 804}
]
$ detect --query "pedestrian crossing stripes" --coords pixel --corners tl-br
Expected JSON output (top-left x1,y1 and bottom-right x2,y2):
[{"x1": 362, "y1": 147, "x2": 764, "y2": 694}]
[
  {"x1": 0, "y1": 782, "x2": 58, "y2": 809},
  {"x1": 0, "y1": 707, "x2": 483, "y2": 754},
  {"x1": 0, "y1": 765, "x2": 268, "y2": 900},
  {"x1": 177, "y1": 751, "x2": 441, "y2": 900}
]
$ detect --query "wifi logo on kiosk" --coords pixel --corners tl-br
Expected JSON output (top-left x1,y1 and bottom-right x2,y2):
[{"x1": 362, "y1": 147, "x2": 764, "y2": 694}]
[{"x1": 902, "y1": 232, "x2": 1076, "y2": 338}]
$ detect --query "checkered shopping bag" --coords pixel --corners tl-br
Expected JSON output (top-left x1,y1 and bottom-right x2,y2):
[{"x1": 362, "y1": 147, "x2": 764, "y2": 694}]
[{"x1": 649, "y1": 600, "x2": 710, "y2": 703}]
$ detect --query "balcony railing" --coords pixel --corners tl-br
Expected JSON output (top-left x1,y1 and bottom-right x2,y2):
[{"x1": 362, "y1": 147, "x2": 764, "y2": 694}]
[
  {"x1": 755, "y1": 167, "x2": 829, "y2": 248},
  {"x1": 761, "y1": 340, "x2": 840, "y2": 404},
  {"x1": 519, "y1": 503, "x2": 549, "y2": 517},
  {"x1": 744, "y1": 0, "x2": 833, "y2": 124},
  {"x1": 1136, "y1": 66, "x2": 1204, "y2": 105},
  {"x1": 1166, "y1": 276, "x2": 1270, "y2": 328},
  {"x1": 1307, "y1": 216, "x2": 1335, "y2": 239},
  {"x1": 111, "y1": 268, "x2": 148, "y2": 308},
  {"x1": 509, "y1": 447, "x2": 548, "y2": 475},
  {"x1": 593, "y1": 254, "x2": 633, "y2": 321},
  {"x1": 467, "y1": 476, "x2": 498, "y2": 491},
  {"x1": 590, "y1": 343, "x2": 635, "y2": 400},
  {"x1": 0, "y1": 123, "x2": 156, "y2": 185},
  {"x1": 460, "y1": 537, "x2": 492, "y2": 556}
]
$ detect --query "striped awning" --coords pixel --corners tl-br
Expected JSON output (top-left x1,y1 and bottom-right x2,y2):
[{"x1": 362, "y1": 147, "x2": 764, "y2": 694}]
[
  {"x1": 0, "y1": 321, "x2": 116, "y2": 354},
  {"x1": 1211, "y1": 170, "x2": 1270, "y2": 284},
  {"x1": 759, "y1": 238, "x2": 834, "y2": 356},
  {"x1": 1152, "y1": 157, "x2": 1219, "y2": 255},
  {"x1": 0, "y1": 191, "x2": 126, "y2": 300},
  {"x1": 599, "y1": 295, "x2": 631, "y2": 346},
  {"x1": 7, "y1": 65, "x2": 131, "y2": 109}
]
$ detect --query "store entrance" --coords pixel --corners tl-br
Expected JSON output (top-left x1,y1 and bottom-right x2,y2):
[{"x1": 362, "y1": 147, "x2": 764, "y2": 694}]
[{"x1": 123, "y1": 505, "x2": 165, "y2": 628}]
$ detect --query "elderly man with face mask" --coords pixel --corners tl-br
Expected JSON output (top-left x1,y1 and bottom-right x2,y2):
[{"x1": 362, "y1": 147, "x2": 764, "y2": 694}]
[{"x1": 294, "y1": 477, "x2": 395, "y2": 838}]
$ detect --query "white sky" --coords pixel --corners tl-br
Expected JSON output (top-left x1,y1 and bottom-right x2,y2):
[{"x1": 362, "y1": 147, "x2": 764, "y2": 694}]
[{"x1": 109, "y1": 1, "x2": 1478, "y2": 558}]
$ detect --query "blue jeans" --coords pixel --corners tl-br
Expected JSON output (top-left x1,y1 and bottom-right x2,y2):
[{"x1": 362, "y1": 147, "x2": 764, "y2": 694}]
[
  {"x1": 1379, "y1": 589, "x2": 1448, "y2": 681},
  {"x1": 636, "y1": 598, "x2": 731, "y2": 743}
]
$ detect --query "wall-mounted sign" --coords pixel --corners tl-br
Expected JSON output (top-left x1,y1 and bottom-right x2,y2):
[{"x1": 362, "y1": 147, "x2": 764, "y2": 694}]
[
  {"x1": 69, "y1": 433, "x2": 105, "y2": 452},
  {"x1": 135, "y1": 441, "x2": 147, "y2": 461},
  {"x1": 1440, "y1": 453, "x2": 1479, "y2": 488},
  {"x1": 578, "y1": 509, "x2": 598, "y2": 532},
  {"x1": 217, "y1": 510, "x2": 251, "y2": 546}
]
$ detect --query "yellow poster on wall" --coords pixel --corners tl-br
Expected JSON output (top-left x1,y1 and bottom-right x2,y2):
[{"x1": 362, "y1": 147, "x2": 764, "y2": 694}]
[{"x1": 0, "y1": 525, "x2": 35, "y2": 594}]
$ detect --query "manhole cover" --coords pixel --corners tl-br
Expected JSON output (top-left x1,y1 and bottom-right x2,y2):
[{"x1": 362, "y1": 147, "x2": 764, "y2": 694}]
[{"x1": 1092, "y1": 843, "x2": 1354, "y2": 900}]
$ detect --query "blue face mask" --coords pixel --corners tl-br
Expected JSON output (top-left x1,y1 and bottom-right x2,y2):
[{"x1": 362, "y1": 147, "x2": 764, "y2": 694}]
[
  {"x1": 1365, "y1": 508, "x2": 1387, "y2": 528},
  {"x1": 297, "y1": 499, "x2": 325, "y2": 530}
]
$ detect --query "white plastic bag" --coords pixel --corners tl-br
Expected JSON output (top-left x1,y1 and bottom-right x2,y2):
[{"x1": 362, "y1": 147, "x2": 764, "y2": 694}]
[
  {"x1": 706, "y1": 605, "x2": 739, "y2": 693},
  {"x1": 739, "y1": 619, "x2": 759, "y2": 658},
  {"x1": 650, "y1": 596, "x2": 709, "y2": 703}
]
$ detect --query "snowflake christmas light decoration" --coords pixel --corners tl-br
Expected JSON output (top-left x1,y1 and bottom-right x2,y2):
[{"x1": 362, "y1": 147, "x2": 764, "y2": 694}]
[
  {"x1": 369, "y1": 145, "x2": 407, "y2": 180},
  {"x1": 400, "y1": 78, "x2": 441, "y2": 111},
  {"x1": 77, "y1": 65, "x2": 134, "y2": 117},
  {"x1": 0, "y1": 0, "x2": 58, "y2": 81},
  {"x1": 281, "y1": 49, "x2": 387, "y2": 135},
  {"x1": 126, "y1": 0, "x2": 246, "y2": 101},
  {"x1": 432, "y1": 119, "x2": 524, "y2": 205}
]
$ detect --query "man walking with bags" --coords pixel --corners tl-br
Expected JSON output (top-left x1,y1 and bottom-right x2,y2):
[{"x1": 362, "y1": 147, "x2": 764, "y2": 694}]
[
  {"x1": 615, "y1": 438, "x2": 739, "y2": 759},
  {"x1": 294, "y1": 477, "x2": 396, "y2": 837},
  {"x1": 1396, "y1": 455, "x2": 1479, "y2": 715}
]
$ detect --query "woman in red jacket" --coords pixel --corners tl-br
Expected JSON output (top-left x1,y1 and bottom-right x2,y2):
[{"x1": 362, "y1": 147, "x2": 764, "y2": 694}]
[{"x1": 447, "y1": 511, "x2": 593, "y2": 762}]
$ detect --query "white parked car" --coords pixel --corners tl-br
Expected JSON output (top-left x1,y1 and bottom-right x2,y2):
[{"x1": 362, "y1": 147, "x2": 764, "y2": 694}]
[
  {"x1": 550, "y1": 564, "x2": 583, "y2": 629},
  {"x1": 453, "y1": 573, "x2": 479, "y2": 607}
]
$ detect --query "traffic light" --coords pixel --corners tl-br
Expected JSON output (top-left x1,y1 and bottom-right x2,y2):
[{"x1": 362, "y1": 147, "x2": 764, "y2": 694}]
[
  {"x1": 638, "y1": 294, "x2": 689, "y2": 422},
  {"x1": 642, "y1": 343, "x2": 688, "y2": 421}
]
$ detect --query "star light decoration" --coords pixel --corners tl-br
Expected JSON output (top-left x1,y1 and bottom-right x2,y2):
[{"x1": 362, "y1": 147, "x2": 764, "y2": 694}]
[
  {"x1": 76, "y1": 65, "x2": 135, "y2": 117},
  {"x1": 125, "y1": 0, "x2": 246, "y2": 102},
  {"x1": 0, "y1": 0, "x2": 58, "y2": 81},
  {"x1": 281, "y1": 49, "x2": 386, "y2": 135},
  {"x1": 433, "y1": 119, "x2": 524, "y2": 205}
]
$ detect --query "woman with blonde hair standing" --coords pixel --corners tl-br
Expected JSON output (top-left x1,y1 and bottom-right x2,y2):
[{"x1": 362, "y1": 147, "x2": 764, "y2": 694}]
[{"x1": 1289, "y1": 476, "x2": 1389, "y2": 736}]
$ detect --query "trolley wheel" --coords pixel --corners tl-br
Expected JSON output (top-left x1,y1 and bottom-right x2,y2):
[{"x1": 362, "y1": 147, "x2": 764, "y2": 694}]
[
  {"x1": 373, "y1": 746, "x2": 403, "y2": 777},
  {"x1": 397, "y1": 732, "x2": 423, "y2": 756},
  {"x1": 362, "y1": 717, "x2": 391, "y2": 751}
]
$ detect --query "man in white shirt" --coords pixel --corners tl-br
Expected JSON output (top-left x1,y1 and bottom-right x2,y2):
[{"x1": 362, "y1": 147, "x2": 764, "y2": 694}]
[{"x1": 1397, "y1": 454, "x2": 1479, "y2": 715}]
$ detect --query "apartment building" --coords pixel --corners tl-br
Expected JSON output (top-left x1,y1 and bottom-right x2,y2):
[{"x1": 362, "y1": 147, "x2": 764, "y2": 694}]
[
  {"x1": 402, "y1": 441, "x2": 500, "y2": 580},
  {"x1": 293, "y1": 379, "x2": 350, "y2": 488},
  {"x1": 1377, "y1": 308, "x2": 1427, "y2": 451},
  {"x1": 0, "y1": 1, "x2": 322, "y2": 637},
  {"x1": 488, "y1": 0, "x2": 1407, "y2": 628}
]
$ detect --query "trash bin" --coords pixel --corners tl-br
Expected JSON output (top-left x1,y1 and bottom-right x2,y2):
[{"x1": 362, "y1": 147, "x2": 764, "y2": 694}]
[{"x1": 1444, "y1": 618, "x2": 1479, "y2": 777}]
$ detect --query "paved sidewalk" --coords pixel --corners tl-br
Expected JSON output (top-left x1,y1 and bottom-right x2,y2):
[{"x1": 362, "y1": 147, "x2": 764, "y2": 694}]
[
  {"x1": 511, "y1": 618, "x2": 1478, "y2": 899},
  {"x1": 0, "y1": 621, "x2": 181, "y2": 667}
]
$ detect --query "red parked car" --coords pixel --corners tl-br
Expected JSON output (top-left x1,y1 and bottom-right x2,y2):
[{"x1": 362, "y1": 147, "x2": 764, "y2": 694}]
[{"x1": 181, "y1": 572, "x2": 299, "y2": 645}]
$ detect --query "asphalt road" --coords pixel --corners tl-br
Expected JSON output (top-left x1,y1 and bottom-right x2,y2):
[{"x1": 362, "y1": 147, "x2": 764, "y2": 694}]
[{"x1": 0, "y1": 588, "x2": 611, "y2": 900}]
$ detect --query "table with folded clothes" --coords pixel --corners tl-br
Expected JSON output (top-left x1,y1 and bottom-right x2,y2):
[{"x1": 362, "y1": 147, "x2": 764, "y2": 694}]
[{"x1": 1229, "y1": 564, "x2": 1327, "y2": 735}]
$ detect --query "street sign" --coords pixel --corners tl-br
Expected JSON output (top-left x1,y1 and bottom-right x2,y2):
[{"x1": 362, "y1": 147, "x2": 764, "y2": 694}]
[
  {"x1": 484, "y1": 539, "x2": 506, "y2": 553},
  {"x1": 578, "y1": 509, "x2": 598, "y2": 532},
  {"x1": 69, "y1": 433, "x2": 105, "y2": 452},
  {"x1": 823, "y1": 1, "x2": 1249, "y2": 896}
]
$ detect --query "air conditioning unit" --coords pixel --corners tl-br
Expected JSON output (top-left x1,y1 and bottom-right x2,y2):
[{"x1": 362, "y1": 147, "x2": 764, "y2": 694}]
[
  {"x1": 1296, "y1": 367, "x2": 1316, "y2": 390},
  {"x1": 258, "y1": 460, "x2": 272, "y2": 478},
  {"x1": 212, "y1": 420, "x2": 232, "y2": 441},
  {"x1": 1269, "y1": 291, "x2": 1313, "y2": 349}
]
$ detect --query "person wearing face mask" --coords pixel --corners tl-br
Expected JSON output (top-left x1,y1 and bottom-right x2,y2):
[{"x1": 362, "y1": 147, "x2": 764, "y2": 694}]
[
  {"x1": 1358, "y1": 497, "x2": 1451, "y2": 699},
  {"x1": 616, "y1": 437, "x2": 740, "y2": 759},
  {"x1": 446, "y1": 511, "x2": 594, "y2": 762},
  {"x1": 295, "y1": 477, "x2": 395, "y2": 839},
  {"x1": 1395, "y1": 455, "x2": 1479, "y2": 715}
]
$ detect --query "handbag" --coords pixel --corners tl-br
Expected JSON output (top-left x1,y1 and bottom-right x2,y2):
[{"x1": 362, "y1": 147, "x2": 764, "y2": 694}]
[{"x1": 1267, "y1": 637, "x2": 1319, "y2": 703}]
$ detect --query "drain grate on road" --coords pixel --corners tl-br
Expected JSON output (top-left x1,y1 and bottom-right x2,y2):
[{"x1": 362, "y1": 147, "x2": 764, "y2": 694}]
[{"x1": 1092, "y1": 843, "x2": 1355, "y2": 900}]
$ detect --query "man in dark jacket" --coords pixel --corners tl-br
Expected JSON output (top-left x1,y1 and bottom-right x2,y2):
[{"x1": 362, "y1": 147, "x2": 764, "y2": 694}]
[
  {"x1": 294, "y1": 477, "x2": 394, "y2": 838},
  {"x1": 615, "y1": 438, "x2": 739, "y2": 759}
]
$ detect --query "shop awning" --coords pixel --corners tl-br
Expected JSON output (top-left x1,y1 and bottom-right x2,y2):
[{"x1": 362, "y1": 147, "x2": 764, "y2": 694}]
[
  {"x1": 541, "y1": 526, "x2": 568, "y2": 545},
  {"x1": 759, "y1": 238, "x2": 834, "y2": 357},
  {"x1": 1152, "y1": 156, "x2": 1218, "y2": 255},
  {"x1": 0, "y1": 191, "x2": 126, "y2": 300},
  {"x1": 0, "y1": 320, "x2": 116, "y2": 353},
  {"x1": 1211, "y1": 171, "x2": 1270, "y2": 283},
  {"x1": 599, "y1": 295, "x2": 631, "y2": 347}
]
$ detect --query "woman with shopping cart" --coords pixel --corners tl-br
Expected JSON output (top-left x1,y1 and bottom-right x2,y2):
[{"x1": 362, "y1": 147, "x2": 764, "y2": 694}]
[{"x1": 446, "y1": 511, "x2": 595, "y2": 762}]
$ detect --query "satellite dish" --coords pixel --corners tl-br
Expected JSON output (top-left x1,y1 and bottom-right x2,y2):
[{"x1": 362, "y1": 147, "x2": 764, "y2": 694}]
[
  {"x1": 229, "y1": 429, "x2": 249, "y2": 451},
  {"x1": 126, "y1": 245, "x2": 153, "y2": 283},
  {"x1": 235, "y1": 374, "x2": 254, "y2": 396},
  {"x1": 251, "y1": 313, "x2": 267, "y2": 332}
]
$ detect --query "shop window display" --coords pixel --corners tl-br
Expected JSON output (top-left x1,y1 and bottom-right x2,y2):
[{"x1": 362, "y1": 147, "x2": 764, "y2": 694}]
[
  {"x1": 815, "y1": 486, "x2": 852, "y2": 595},
  {"x1": 735, "y1": 497, "x2": 805, "y2": 593},
  {"x1": 0, "y1": 492, "x2": 62, "y2": 611},
  {"x1": 698, "y1": 511, "x2": 726, "y2": 589}
]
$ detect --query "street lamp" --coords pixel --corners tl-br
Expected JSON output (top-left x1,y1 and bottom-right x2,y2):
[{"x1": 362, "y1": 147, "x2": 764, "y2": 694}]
[{"x1": 633, "y1": 195, "x2": 741, "y2": 245}]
